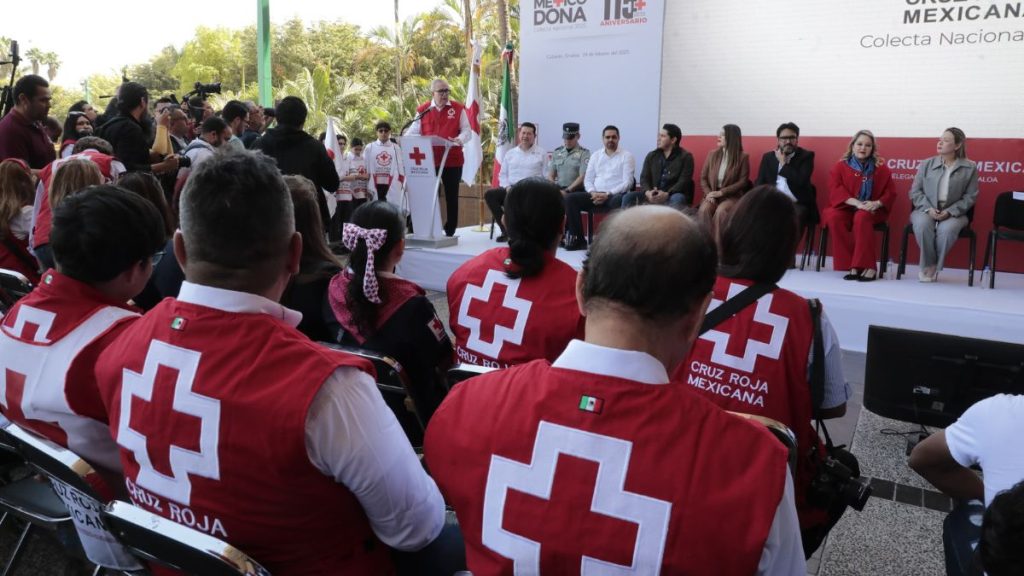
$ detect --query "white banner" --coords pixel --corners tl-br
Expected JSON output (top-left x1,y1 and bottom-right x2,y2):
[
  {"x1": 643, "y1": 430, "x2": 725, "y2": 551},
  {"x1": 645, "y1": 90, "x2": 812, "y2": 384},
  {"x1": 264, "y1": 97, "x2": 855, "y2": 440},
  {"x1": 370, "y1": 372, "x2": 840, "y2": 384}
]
[
  {"x1": 399, "y1": 136, "x2": 446, "y2": 238},
  {"x1": 519, "y1": 0, "x2": 667, "y2": 168},
  {"x1": 661, "y1": 0, "x2": 1024, "y2": 138}
]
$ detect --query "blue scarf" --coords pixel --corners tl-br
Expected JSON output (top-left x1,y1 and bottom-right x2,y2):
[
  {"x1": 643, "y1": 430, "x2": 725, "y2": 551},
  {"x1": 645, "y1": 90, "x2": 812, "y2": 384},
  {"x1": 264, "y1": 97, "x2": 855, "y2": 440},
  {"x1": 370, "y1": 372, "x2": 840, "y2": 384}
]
[{"x1": 847, "y1": 156, "x2": 875, "y2": 201}]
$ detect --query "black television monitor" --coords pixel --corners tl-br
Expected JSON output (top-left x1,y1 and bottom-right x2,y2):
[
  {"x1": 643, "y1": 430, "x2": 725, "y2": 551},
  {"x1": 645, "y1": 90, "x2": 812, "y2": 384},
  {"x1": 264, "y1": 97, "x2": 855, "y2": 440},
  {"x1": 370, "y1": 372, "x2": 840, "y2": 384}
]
[{"x1": 864, "y1": 325, "x2": 1024, "y2": 428}]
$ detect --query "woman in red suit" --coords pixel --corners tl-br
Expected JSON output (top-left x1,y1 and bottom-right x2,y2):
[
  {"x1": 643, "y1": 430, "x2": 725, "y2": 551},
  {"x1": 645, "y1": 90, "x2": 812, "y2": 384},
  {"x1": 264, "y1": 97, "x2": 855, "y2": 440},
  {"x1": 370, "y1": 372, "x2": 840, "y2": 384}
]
[{"x1": 826, "y1": 130, "x2": 895, "y2": 281}]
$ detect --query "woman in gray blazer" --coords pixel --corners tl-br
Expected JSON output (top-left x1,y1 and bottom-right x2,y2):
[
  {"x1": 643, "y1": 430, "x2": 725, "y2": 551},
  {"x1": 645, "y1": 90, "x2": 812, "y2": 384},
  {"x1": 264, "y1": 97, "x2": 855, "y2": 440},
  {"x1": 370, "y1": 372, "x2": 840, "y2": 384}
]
[{"x1": 909, "y1": 127, "x2": 979, "y2": 282}]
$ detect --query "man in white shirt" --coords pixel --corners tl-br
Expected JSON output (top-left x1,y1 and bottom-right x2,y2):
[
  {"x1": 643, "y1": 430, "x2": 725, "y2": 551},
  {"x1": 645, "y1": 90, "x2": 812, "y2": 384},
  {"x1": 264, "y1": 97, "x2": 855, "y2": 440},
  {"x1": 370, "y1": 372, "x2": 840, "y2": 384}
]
[
  {"x1": 484, "y1": 122, "x2": 547, "y2": 242},
  {"x1": 911, "y1": 394, "x2": 1024, "y2": 576},
  {"x1": 175, "y1": 116, "x2": 230, "y2": 194},
  {"x1": 92, "y1": 151, "x2": 447, "y2": 573},
  {"x1": 563, "y1": 125, "x2": 636, "y2": 250}
]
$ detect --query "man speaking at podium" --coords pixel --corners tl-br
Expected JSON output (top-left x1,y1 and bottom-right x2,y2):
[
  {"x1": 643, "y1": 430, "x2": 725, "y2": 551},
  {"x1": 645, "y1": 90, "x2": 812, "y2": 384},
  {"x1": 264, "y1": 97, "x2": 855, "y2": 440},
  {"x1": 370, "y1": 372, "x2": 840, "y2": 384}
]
[{"x1": 407, "y1": 78, "x2": 472, "y2": 237}]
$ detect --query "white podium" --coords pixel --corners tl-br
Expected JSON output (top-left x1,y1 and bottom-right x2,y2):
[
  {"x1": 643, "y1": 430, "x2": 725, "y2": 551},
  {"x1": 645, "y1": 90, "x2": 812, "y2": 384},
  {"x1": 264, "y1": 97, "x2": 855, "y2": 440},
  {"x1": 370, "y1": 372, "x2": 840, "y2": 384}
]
[{"x1": 399, "y1": 135, "x2": 459, "y2": 248}]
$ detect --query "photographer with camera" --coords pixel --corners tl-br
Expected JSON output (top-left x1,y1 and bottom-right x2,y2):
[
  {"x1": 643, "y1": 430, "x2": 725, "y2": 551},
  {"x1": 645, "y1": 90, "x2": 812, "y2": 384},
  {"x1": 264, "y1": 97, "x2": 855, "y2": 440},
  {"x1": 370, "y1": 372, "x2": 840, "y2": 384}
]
[
  {"x1": 96, "y1": 82, "x2": 178, "y2": 176},
  {"x1": 676, "y1": 185, "x2": 859, "y2": 558}
]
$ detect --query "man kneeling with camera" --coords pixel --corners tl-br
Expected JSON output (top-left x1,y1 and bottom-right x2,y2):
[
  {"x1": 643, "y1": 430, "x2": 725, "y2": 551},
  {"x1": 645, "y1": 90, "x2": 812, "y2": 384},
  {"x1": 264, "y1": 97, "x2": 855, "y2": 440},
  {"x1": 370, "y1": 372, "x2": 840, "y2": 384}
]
[{"x1": 676, "y1": 186, "x2": 868, "y2": 557}]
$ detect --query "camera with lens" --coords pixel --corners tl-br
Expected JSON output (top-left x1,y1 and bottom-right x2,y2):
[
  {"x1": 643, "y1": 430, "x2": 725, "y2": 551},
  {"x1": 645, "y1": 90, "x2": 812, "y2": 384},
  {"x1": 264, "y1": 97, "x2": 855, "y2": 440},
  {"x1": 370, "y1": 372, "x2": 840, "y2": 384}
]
[
  {"x1": 807, "y1": 447, "x2": 872, "y2": 511},
  {"x1": 194, "y1": 82, "x2": 222, "y2": 96},
  {"x1": 174, "y1": 153, "x2": 191, "y2": 169},
  {"x1": 262, "y1": 106, "x2": 275, "y2": 118}
]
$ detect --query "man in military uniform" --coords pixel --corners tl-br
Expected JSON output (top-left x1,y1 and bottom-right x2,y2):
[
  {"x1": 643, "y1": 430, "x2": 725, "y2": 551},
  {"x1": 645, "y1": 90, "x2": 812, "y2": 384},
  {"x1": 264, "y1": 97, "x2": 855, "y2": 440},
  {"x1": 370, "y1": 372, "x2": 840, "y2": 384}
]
[{"x1": 548, "y1": 122, "x2": 590, "y2": 196}]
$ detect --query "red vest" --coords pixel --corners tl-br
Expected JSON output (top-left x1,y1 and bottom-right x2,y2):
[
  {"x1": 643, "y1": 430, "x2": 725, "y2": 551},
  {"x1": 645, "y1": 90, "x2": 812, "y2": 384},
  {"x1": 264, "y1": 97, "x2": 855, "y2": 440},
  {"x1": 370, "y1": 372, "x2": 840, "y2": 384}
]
[
  {"x1": 94, "y1": 299, "x2": 394, "y2": 575},
  {"x1": 446, "y1": 248, "x2": 582, "y2": 368},
  {"x1": 33, "y1": 150, "x2": 119, "y2": 248},
  {"x1": 0, "y1": 270, "x2": 136, "y2": 473},
  {"x1": 416, "y1": 100, "x2": 465, "y2": 167},
  {"x1": 676, "y1": 276, "x2": 825, "y2": 527},
  {"x1": 425, "y1": 360, "x2": 787, "y2": 575}
]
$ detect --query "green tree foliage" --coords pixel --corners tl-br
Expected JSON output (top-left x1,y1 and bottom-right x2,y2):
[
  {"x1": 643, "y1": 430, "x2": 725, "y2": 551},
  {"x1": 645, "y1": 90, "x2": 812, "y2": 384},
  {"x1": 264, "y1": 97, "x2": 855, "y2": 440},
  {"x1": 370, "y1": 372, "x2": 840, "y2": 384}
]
[{"x1": 41, "y1": 2, "x2": 521, "y2": 173}]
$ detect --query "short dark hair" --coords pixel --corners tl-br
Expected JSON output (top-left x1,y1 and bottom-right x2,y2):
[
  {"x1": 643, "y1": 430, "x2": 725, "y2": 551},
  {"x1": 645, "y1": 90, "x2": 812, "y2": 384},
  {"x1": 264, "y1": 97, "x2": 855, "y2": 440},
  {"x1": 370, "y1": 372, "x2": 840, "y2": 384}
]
[
  {"x1": 275, "y1": 96, "x2": 307, "y2": 128},
  {"x1": 13, "y1": 75, "x2": 48, "y2": 104},
  {"x1": 979, "y1": 480, "x2": 1024, "y2": 576},
  {"x1": 221, "y1": 100, "x2": 249, "y2": 124},
  {"x1": 602, "y1": 125, "x2": 619, "y2": 137},
  {"x1": 582, "y1": 207, "x2": 716, "y2": 322},
  {"x1": 116, "y1": 82, "x2": 149, "y2": 115},
  {"x1": 72, "y1": 136, "x2": 113, "y2": 155},
  {"x1": 717, "y1": 185, "x2": 798, "y2": 284},
  {"x1": 51, "y1": 185, "x2": 166, "y2": 284},
  {"x1": 375, "y1": 120, "x2": 392, "y2": 132},
  {"x1": 350, "y1": 137, "x2": 363, "y2": 148},
  {"x1": 776, "y1": 122, "x2": 800, "y2": 138},
  {"x1": 179, "y1": 151, "x2": 294, "y2": 292},
  {"x1": 155, "y1": 96, "x2": 175, "y2": 106},
  {"x1": 201, "y1": 116, "x2": 228, "y2": 134},
  {"x1": 344, "y1": 201, "x2": 405, "y2": 336},
  {"x1": 117, "y1": 171, "x2": 176, "y2": 236},
  {"x1": 662, "y1": 123, "x2": 682, "y2": 146},
  {"x1": 504, "y1": 177, "x2": 564, "y2": 280},
  {"x1": 520, "y1": 122, "x2": 537, "y2": 134}
]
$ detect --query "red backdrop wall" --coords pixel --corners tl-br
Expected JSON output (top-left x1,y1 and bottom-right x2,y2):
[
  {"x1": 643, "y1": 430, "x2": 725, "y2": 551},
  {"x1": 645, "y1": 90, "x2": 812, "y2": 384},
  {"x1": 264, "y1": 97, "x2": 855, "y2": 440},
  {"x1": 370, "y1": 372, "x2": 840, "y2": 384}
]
[{"x1": 683, "y1": 135, "x2": 1024, "y2": 274}]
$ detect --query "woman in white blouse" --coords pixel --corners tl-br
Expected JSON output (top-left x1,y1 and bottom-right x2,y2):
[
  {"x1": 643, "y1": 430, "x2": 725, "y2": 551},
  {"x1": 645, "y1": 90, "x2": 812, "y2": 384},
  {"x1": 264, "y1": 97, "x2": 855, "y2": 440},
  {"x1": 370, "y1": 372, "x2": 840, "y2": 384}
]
[{"x1": 908, "y1": 128, "x2": 979, "y2": 282}]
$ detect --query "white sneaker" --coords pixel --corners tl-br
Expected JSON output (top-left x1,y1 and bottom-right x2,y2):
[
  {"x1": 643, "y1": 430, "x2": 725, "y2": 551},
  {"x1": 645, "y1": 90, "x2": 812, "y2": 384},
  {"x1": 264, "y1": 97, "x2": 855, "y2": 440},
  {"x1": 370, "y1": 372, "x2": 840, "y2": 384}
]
[{"x1": 918, "y1": 267, "x2": 936, "y2": 282}]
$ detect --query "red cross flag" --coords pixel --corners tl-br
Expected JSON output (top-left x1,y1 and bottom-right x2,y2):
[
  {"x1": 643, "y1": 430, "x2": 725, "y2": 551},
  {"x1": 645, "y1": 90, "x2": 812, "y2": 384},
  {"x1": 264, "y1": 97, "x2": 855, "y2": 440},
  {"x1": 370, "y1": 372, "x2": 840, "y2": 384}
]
[{"x1": 462, "y1": 39, "x2": 484, "y2": 186}]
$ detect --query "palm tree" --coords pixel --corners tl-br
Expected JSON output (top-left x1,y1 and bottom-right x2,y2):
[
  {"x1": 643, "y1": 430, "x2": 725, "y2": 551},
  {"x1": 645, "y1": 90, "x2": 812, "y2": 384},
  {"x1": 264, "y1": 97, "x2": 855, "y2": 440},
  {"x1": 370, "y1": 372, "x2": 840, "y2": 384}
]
[
  {"x1": 26, "y1": 47, "x2": 43, "y2": 76},
  {"x1": 42, "y1": 52, "x2": 60, "y2": 82}
]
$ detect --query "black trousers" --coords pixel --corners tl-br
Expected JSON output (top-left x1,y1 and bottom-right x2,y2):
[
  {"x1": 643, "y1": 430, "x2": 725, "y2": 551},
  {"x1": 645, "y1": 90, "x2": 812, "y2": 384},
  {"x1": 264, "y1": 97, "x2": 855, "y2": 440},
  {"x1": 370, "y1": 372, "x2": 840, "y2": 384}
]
[
  {"x1": 484, "y1": 187, "x2": 507, "y2": 234},
  {"x1": 436, "y1": 165, "x2": 463, "y2": 236},
  {"x1": 564, "y1": 191, "x2": 625, "y2": 238},
  {"x1": 376, "y1": 183, "x2": 390, "y2": 203}
]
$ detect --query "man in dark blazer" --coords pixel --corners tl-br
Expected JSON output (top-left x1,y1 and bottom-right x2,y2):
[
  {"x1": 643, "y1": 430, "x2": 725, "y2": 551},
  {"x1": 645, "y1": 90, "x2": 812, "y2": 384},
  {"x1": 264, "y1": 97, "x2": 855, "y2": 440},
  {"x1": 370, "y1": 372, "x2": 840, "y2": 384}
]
[{"x1": 755, "y1": 122, "x2": 817, "y2": 229}]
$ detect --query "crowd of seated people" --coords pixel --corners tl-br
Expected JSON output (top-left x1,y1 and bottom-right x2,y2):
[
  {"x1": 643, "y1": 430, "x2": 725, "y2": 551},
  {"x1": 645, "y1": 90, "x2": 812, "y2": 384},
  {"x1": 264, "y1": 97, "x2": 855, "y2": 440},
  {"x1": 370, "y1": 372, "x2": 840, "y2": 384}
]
[{"x1": 0, "y1": 70, "x2": 1016, "y2": 575}]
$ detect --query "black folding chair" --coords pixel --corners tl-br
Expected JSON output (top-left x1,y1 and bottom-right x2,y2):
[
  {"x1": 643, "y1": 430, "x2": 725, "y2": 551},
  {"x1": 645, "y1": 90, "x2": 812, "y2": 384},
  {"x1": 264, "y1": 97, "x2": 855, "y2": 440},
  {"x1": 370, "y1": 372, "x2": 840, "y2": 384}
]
[
  {"x1": 982, "y1": 191, "x2": 1024, "y2": 288},
  {"x1": 101, "y1": 500, "x2": 271, "y2": 576},
  {"x1": 0, "y1": 426, "x2": 76, "y2": 576},
  {"x1": 0, "y1": 268, "x2": 34, "y2": 314},
  {"x1": 728, "y1": 412, "x2": 798, "y2": 474},
  {"x1": 816, "y1": 221, "x2": 891, "y2": 277},
  {"x1": 445, "y1": 363, "x2": 495, "y2": 390},
  {"x1": 2, "y1": 423, "x2": 143, "y2": 573},
  {"x1": 319, "y1": 342, "x2": 427, "y2": 447},
  {"x1": 897, "y1": 207, "x2": 976, "y2": 285}
]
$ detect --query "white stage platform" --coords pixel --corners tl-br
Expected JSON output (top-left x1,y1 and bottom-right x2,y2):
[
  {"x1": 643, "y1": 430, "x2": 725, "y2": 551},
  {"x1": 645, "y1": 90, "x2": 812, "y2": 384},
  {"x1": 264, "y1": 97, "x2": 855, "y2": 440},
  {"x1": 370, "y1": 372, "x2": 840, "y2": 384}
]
[{"x1": 398, "y1": 225, "x2": 1024, "y2": 353}]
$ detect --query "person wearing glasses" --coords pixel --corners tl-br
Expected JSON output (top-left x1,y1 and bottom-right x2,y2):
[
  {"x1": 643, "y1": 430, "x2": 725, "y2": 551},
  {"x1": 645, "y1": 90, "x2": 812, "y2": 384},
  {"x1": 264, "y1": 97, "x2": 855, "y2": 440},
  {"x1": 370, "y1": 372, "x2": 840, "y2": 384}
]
[
  {"x1": 563, "y1": 125, "x2": 636, "y2": 251},
  {"x1": 364, "y1": 120, "x2": 407, "y2": 209},
  {"x1": 0, "y1": 185, "x2": 166, "y2": 483},
  {"x1": 755, "y1": 122, "x2": 818, "y2": 233},
  {"x1": 407, "y1": 78, "x2": 472, "y2": 237}
]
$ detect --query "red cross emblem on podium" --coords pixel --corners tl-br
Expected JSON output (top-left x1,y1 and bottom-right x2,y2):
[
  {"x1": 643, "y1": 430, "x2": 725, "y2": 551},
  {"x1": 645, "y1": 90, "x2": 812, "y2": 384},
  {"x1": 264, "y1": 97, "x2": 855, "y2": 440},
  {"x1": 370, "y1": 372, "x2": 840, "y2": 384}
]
[
  {"x1": 118, "y1": 341, "x2": 221, "y2": 505},
  {"x1": 409, "y1": 147, "x2": 427, "y2": 166},
  {"x1": 483, "y1": 421, "x2": 671, "y2": 572}
]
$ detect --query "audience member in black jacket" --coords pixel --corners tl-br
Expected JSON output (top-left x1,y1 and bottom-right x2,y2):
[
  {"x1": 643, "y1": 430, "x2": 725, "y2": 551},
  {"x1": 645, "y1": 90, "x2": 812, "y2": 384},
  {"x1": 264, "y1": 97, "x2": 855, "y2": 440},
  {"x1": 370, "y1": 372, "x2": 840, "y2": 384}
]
[
  {"x1": 254, "y1": 96, "x2": 338, "y2": 229},
  {"x1": 95, "y1": 82, "x2": 178, "y2": 175}
]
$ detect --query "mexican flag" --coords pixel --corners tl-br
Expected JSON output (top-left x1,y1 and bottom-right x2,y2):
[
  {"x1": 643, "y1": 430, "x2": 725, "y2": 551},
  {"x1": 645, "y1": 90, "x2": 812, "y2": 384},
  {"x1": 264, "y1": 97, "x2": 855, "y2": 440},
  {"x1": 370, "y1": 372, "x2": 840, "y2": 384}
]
[
  {"x1": 491, "y1": 43, "x2": 516, "y2": 188},
  {"x1": 462, "y1": 39, "x2": 484, "y2": 185}
]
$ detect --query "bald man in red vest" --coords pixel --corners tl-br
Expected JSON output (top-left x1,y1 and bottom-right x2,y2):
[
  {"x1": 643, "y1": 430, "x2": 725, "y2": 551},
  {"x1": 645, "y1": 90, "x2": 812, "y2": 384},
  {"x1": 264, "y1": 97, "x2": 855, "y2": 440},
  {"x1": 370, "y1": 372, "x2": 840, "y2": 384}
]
[
  {"x1": 427, "y1": 206, "x2": 805, "y2": 575},
  {"x1": 407, "y1": 78, "x2": 472, "y2": 237}
]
